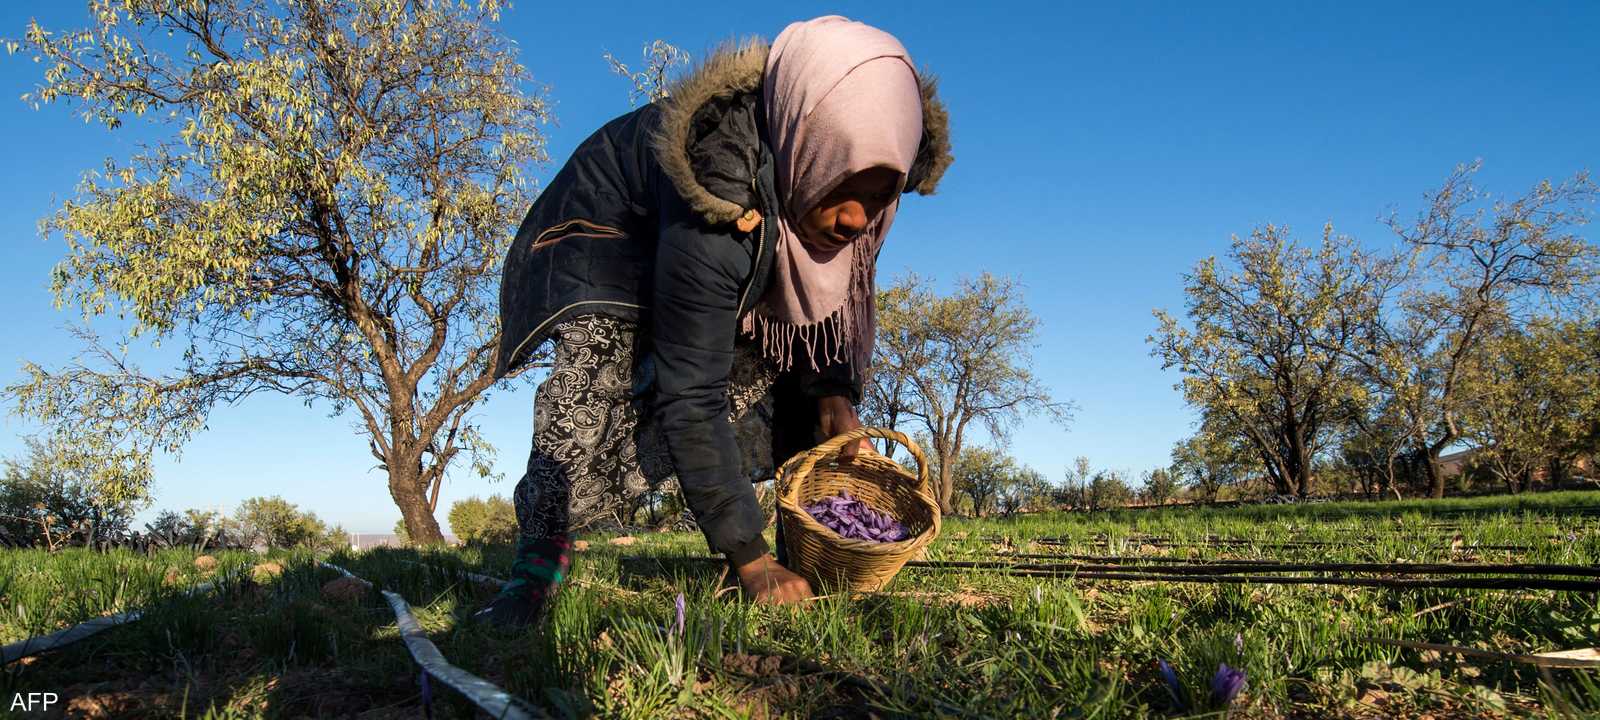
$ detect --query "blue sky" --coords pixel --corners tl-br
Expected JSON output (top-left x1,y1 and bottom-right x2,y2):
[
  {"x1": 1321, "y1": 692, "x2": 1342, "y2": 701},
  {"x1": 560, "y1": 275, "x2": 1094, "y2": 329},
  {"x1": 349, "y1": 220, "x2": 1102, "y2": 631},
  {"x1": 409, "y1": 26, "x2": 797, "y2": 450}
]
[{"x1": 1, "y1": 2, "x2": 1596, "y2": 534}]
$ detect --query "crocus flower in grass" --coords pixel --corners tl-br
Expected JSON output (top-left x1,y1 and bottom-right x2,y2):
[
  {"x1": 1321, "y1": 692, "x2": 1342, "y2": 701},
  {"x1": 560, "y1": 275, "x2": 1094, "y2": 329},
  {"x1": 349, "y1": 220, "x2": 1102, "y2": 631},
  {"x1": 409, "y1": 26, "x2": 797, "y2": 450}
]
[
  {"x1": 1157, "y1": 659, "x2": 1185, "y2": 710},
  {"x1": 1211, "y1": 662, "x2": 1247, "y2": 706},
  {"x1": 673, "y1": 593, "x2": 686, "y2": 637}
]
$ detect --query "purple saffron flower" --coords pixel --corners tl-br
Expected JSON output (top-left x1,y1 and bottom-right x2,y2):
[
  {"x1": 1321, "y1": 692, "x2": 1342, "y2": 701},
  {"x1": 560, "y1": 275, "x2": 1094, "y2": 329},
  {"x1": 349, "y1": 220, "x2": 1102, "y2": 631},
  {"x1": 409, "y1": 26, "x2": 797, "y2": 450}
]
[
  {"x1": 1210, "y1": 663, "x2": 1247, "y2": 706},
  {"x1": 673, "y1": 593, "x2": 685, "y2": 637},
  {"x1": 1158, "y1": 659, "x2": 1185, "y2": 710}
]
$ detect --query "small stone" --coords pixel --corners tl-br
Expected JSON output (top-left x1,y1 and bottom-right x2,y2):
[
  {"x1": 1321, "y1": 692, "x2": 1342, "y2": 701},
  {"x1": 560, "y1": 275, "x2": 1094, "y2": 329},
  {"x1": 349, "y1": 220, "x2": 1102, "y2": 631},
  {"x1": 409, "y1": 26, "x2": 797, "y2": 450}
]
[{"x1": 193, "y1": 555, "x2": 219, "y2": 571}]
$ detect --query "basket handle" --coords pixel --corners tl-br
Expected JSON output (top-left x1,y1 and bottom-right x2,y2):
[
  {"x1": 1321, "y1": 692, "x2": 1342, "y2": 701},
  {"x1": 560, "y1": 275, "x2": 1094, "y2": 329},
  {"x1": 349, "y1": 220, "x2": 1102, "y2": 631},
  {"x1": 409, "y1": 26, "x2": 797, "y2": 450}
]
[{"x1": 777, "y1": 427, "x2": 931, "y2": 509}]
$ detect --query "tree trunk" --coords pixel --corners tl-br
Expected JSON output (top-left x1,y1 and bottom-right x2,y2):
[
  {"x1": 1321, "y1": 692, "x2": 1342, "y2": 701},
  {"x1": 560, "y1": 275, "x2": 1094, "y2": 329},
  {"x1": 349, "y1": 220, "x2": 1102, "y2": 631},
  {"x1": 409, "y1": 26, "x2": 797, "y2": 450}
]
[
  {"x1": 1425, "y1": 451, "x2": 1447, "y2": 499},
  {"x1": 937, "y1": 453, "x2": 957, "y2": 515},
  {"x1": 389, "y1": 462, "x2": 445, "y2": 545}
]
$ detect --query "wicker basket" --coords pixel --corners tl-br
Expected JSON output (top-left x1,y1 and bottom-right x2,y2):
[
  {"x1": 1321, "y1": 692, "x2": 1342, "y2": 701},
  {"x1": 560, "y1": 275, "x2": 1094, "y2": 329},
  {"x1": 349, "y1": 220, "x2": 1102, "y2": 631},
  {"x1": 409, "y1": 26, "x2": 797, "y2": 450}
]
[{"x1": 775, "y1": 427, "x2": 941, "y2": 592}]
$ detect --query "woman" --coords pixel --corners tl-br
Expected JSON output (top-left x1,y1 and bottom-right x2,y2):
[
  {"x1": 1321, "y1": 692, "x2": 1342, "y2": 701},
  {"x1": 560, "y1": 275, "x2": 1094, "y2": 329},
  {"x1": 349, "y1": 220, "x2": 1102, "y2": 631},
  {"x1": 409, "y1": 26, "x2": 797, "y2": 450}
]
[{"x1": 477, "y1": 16, "x2": 951, "y2": 627}]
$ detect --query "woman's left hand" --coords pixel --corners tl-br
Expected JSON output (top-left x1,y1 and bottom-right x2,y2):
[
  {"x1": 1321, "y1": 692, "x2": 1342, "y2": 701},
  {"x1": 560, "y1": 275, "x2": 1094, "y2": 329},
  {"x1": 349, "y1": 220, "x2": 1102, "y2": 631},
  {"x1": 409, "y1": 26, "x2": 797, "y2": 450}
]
[{"x1": 817, "y1": 395, "x2": 876, "y2": 459}]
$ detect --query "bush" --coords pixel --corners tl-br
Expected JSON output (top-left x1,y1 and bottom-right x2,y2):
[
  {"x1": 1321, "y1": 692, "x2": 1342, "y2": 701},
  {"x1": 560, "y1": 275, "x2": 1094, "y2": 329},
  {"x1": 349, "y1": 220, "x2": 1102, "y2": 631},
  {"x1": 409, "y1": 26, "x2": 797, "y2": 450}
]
[
  {"x1": 140, "y1": 508, "x2": 242, "y2": 550},
  {"x1": 0, "y1": 437, "x2": 144, "y2": 549},
  {"x1": 448, "y1": 496, "x2": 517, "y2": 546},
  {"x1": 1087, "y1": 471, "x2": 1134, "y2": 510},
  {"x1": 234, "y1": 496, "x2": 346, "y2": 552}
]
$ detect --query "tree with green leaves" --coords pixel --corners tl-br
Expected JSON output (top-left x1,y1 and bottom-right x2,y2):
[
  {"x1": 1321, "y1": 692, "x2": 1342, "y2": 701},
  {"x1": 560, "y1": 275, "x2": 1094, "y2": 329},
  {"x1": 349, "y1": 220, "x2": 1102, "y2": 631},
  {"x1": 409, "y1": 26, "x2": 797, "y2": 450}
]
[
  {"x1": 1056, "y1": 455, "x2": 1093, "y2": 510},
  {"x1": 952, "y1": 445, "x2": 1015, "y2": 518},
  {"x1": 1086, "y1": 469, "x2": 1133, "y2": 511},
  {"x1": 234, "y1": 495, "x2": 344, "y2": 550},
  {"x1": 7, "y1": 0, "x2": 552, "y2": 544},
  {"x1": 1152, "y1": 225, "x2": 1378, "y2": 496},
  {"x1": 1352, "y1": 164, "x2": 1598, "y2": 498},
  {"x1": 604, "y1": 40, "x2": 689, "y2": 107},
  {"x1": 866, "y1": 273, "x2": 1073, "y2": 514},
  {"x1": 1140, "y1": 467, "x2": 1179, "y2": 506},
  {"x1": 1460, "y1": 319, "x2": 1600, "y2": 493},
  {"x1": 447, "y1": 494, "x2": 517, "y2": 546},
  {"x1": 997, "y1": 465, "x2": 1052, "y2": 516},
  {"x1": 0, "y1": 433, "x2": 149, "y2": 549},
  {"x1": 1169, "y1": 419, "x2": 1258, "y2": 503}
]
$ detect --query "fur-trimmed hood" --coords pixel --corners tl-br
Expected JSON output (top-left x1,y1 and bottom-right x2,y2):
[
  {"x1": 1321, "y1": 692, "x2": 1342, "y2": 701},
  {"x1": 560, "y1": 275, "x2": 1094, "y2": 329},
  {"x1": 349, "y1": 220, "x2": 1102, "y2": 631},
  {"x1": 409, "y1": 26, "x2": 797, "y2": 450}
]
[{"x1": 652, "y1": 38, "x2": 953, "y2": 226}]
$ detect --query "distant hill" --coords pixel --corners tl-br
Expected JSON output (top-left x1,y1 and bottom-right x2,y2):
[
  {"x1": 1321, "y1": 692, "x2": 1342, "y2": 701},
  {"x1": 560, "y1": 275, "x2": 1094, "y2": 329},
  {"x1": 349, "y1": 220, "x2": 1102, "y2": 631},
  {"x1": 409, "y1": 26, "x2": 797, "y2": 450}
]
[{"x1": 346, "y1": 532, "x2": 459, "y2": 549}]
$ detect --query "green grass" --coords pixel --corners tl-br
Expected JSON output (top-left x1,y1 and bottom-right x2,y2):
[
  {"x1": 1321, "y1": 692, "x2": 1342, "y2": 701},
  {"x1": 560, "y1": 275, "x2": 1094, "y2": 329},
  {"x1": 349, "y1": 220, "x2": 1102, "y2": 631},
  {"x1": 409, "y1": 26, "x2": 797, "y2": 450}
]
[{"x1": 5, "y1": 491, "x2": 1600, "y2": 718}]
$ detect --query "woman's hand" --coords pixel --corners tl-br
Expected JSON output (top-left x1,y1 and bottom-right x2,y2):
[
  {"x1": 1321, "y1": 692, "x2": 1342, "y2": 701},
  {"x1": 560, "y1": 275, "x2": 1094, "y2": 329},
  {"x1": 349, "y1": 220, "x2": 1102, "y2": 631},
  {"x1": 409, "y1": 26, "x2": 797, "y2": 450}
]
[
  {"x1": 817, "y1": 395, "x2": 875, "y2": 459},
  {"x1": 734, "y1": 554, "x2": 813, "y2": 604}
]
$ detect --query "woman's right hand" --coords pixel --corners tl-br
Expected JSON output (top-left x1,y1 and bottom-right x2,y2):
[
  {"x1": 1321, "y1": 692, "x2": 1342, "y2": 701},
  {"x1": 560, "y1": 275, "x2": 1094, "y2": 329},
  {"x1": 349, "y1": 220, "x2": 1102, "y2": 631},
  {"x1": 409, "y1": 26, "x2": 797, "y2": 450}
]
[{"x1": 733, "y1": 554, "x2": 814, "y2": 604}]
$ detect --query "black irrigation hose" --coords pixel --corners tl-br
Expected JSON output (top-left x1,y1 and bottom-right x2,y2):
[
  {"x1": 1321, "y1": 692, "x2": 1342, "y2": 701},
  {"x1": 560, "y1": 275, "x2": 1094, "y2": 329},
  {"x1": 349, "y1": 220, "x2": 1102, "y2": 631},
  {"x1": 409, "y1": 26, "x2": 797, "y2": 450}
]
[
  {"x1": 904, "y1": 565, "x2": 1600, "y2": 592},
  {"x1": 621, "y1": 554, "x2": 1600, "y2": 591},
  {"x1": 1026, "y1": 537, "x2": 1537, "y2": 551},
  {"x1": 911, "y1": 559, "x2": 1600, "y2": 578}
]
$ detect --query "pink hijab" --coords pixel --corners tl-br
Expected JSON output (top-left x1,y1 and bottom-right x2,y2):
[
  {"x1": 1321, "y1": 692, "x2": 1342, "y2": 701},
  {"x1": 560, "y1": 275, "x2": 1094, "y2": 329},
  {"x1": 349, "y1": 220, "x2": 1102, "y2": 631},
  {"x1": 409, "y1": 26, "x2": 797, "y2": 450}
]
[{"x1": 745, "y1": 16, "x2": 923, "y2": 375}]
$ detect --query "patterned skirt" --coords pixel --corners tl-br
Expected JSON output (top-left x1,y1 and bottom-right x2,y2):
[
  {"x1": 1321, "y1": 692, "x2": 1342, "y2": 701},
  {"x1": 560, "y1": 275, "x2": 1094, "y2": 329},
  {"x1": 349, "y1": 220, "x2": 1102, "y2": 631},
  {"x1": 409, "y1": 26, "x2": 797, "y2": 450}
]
[{"x1": 512, "y1": 314, "x2": 781, "y2": 541}]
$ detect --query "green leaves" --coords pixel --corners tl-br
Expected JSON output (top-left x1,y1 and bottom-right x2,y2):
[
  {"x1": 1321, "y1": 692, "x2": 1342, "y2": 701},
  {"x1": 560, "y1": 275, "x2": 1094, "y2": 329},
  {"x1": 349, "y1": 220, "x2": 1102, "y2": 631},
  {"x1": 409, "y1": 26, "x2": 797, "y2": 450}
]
[{"x1": 10, "y1": 0, "x2": 556, "y2": 544}]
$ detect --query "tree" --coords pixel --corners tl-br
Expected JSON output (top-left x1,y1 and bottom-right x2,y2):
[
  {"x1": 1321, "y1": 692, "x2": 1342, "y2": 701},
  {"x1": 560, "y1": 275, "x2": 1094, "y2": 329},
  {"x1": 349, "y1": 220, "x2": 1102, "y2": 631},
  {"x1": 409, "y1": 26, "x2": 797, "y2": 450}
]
[
  {"x1": 952, "y1": 446, "x2": 1014, "y2": 518},
  {"x1": 1152, "y1": 226, "x2": 1377, "y2": 497},
  {"x1": 1086, "y1": 470, "x2": 1133, "y2": 510},
  {"x1": 1353, "y1": 164, "x2": 1598, "y2": 498},
  {"x1": 235, "y1": 495, "x2": 343, "y2": 550},
  {"x1": 1331, "y1": 386, "x2": 1412, "y2": 499},
  {"x1": 1140, "y1": 467, "x2": 1179, "y2": 506},
  {"x1": 7, "y1": 0, "x2": 551, "y2": 545},
  {"x1": 604, "y1": 40, "x2": 689, "y2": 107},
  {"x1": 447, "y1": 495, "x2": 517, "y2": 546},
  {"x1": 997, "y1": 465, "x2": 1051, "y2": 517},
  {"x1": 0, "y1": 433, "x2": 148, "y2": 549},
  {"x1": 1170, "y1": 422, "x2": 1257, "y2": 503},
  {"x1": 1056, "y1": 455, "x2": 1093, "y2": 510},
  {"x1": 869, "y1": 273, "x2": 1074, "y2": 514},
  {"x1": 1461, "y1": 319, "x2": 1600, "y2": 492}
]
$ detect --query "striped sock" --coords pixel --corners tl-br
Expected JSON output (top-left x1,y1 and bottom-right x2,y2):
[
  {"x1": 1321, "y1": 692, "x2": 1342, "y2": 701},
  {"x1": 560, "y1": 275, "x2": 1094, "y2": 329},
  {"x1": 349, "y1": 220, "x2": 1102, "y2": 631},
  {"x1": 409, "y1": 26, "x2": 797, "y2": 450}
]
[{"x1": 499, "y1": 535, "x2": 572, "y2": 601}]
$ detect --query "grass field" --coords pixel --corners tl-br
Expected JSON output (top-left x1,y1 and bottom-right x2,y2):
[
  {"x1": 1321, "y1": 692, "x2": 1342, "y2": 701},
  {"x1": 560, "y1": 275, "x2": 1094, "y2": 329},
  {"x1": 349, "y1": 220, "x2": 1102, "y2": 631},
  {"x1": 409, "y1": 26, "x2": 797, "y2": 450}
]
[{"x1": 5, "y1": 491, "x2": 1600, "y2": 718}]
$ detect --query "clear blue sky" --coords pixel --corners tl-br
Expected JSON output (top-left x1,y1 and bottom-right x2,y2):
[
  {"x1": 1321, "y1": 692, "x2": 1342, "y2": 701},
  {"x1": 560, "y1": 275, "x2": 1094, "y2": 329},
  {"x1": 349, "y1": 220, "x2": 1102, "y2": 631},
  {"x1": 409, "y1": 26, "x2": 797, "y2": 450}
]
[{"x1": 1, "y1": 2, "x2": 1596, "y2": 534}]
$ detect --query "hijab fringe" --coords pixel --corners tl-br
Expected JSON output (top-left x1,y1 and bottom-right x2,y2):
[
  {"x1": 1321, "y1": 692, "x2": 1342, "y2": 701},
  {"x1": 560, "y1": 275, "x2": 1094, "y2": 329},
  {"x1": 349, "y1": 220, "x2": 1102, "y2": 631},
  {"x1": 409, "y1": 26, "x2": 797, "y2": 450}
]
[{"x1": 741, "y1": 232, "x2": 877, "y2": 377}]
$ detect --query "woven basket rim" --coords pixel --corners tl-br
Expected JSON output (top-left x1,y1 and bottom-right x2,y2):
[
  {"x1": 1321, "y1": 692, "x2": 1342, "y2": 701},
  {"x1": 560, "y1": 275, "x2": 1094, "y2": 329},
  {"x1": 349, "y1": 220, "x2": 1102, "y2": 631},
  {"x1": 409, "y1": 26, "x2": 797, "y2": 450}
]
[{"x1": 774, "y1": 427, "x2": 942, "y2": 558}]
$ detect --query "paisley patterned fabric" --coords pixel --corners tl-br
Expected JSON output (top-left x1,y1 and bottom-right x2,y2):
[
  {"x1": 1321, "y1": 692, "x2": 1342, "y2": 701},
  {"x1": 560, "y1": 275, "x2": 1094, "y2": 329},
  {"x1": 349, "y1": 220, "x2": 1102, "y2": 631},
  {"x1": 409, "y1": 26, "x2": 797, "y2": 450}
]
[{"x1": 512, "y1": 314, "x2": 779, "y2": 542}]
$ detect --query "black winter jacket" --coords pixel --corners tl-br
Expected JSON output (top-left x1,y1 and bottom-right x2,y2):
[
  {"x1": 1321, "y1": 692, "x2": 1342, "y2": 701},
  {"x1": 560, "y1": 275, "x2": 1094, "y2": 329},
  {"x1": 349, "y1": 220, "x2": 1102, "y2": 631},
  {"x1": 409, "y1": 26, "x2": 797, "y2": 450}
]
[{"x1": 494, "y1": 40, "x2": 951, "y2": 564}]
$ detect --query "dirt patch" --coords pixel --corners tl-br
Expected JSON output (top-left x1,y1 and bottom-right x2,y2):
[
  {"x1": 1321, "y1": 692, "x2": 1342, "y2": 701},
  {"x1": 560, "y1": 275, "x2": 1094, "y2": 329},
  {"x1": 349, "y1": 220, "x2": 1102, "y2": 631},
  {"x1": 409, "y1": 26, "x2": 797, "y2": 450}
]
[
  {"x1": 572, "y1": 540, "x2": 591, "y2": 551},
  {"x1": 723, "y1": 652, "x2": 785, "y2": 677},
  {"x1": 250, "y1": 562, "x2": 284, "y2": 582},
  {"x1": 45, "y1": 679, "x2": 175, "y2": 719},
  {"x1": 608, "y1": 536, "x2": 638, "y2": 546},
  {"x1": 321, "y1": 576, "x2": 370, "y2": 603},
  {"x1": 860, "y1": 588, "x2": 1004, "y2": 609}
]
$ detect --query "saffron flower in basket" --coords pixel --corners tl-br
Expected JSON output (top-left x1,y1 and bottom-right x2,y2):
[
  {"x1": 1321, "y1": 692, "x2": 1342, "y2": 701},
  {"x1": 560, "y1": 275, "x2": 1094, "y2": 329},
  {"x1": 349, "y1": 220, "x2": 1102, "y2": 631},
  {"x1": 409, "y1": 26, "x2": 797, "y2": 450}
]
[{"x1": 803, "y1": 490, "x2": 911, "y2": 542}]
